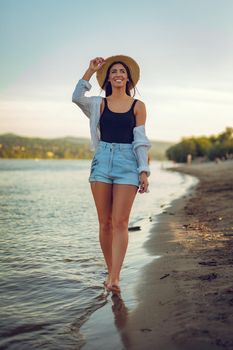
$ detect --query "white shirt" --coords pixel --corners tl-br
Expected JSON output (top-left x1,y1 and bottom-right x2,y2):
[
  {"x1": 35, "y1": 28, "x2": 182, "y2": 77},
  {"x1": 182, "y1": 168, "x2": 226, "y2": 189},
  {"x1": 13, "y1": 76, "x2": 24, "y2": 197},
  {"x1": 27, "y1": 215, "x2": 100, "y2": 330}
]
[{"x1": 72, "y1": 79, "x2": 151, "y2": 175}]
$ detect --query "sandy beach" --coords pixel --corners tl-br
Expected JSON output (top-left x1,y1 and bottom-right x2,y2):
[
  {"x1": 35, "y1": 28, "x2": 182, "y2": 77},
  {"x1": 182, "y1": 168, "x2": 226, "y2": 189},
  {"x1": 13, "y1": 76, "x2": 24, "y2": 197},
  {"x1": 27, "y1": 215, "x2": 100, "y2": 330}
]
[{"x1": 122, "y1": 160, "x2": 233, "y2": 350}]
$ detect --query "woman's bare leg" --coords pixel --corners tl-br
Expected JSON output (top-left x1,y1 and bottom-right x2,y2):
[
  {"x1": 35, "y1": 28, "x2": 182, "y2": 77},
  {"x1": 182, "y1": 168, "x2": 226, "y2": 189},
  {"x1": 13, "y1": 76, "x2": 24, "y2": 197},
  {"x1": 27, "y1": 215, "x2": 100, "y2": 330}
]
[
  {"x1": 90, "y1": 182, "x2": 113, "y2": 283},
  {"x1": 110, "y1": 184, "x2": 138, "y2": 288}
]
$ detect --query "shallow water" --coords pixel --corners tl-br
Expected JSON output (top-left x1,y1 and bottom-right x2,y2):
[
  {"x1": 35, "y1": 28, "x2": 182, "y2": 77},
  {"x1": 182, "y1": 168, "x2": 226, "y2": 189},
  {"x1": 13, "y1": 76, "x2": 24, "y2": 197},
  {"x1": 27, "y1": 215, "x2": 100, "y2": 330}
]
[{"x1": 0, "y1": 159, "x2": 197, "y2": 349}]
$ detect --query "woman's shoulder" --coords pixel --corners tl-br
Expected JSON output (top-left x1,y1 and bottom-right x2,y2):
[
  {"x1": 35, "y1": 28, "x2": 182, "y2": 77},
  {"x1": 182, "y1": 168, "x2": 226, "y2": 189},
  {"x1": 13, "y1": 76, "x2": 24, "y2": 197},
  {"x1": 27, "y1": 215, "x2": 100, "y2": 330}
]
[
  {"x1": 134, "y1": 98, "x2": 145, "y2": 105},
  {"x1": 134, "y1": 99, "x2": 146, "y2": 125},
  {"x1": 134, "y1": 99, "x2": 146, "y2": 112}
]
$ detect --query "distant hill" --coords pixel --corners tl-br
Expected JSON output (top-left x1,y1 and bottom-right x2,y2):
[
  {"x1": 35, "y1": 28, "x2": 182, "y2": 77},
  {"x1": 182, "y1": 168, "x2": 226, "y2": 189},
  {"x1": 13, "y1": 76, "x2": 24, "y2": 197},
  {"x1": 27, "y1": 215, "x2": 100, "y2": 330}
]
[{"x1": 0, "y1": 133, "x2": 174, "y2": 160}]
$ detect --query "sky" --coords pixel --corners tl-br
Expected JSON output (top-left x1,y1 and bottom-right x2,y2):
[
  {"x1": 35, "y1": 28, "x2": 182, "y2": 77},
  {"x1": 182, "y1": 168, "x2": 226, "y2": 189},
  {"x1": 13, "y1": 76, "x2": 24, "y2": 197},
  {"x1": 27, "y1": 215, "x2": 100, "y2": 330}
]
[{"x1": 0, "y1": 0, "x2": 232, "y2": 142}]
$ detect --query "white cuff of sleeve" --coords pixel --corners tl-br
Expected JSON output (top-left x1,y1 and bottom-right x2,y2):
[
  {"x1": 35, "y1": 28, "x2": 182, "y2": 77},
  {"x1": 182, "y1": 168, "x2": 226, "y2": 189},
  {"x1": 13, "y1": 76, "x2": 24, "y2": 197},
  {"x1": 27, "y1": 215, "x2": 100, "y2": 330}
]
[
  {"x1": 135, "y1": 146, "x2": 151, "y2": 177},
  {"x1": 138, "y1": 166, "x2": 150, "y2": 176}
]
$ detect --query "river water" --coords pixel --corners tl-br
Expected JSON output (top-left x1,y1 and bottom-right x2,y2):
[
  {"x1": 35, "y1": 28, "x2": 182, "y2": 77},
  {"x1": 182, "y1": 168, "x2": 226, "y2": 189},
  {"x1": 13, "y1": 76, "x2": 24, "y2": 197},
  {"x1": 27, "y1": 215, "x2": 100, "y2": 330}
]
[{"x1": 0, "y1": 159, "x2": 197, "y2": 349}]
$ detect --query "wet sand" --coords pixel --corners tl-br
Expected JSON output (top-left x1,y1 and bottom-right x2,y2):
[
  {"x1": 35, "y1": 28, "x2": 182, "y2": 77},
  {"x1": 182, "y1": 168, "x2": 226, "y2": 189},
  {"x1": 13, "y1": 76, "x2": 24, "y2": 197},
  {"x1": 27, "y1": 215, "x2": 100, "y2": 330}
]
[{"x1": 122, "y1": 160, "x2": 233, "y2": 350}]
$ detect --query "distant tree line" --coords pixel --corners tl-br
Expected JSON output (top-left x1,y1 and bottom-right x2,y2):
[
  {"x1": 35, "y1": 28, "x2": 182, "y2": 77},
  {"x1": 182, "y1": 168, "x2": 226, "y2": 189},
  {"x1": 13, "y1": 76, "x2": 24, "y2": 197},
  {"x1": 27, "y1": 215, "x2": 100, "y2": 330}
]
[
  {"x1": 166, "y1": 127, "x2": 233, "y2": 163},
  {"x1": 0, "y1": 134, "x2": 93, "y2": 159},
  {"x1": 0, "y1": 133, "x2": 173, "y2": 160}
]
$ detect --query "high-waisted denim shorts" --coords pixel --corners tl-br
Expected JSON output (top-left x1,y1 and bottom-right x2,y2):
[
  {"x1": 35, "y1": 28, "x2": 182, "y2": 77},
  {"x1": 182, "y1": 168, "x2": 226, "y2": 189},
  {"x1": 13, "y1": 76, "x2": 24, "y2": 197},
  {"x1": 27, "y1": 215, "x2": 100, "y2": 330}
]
[{"x1": 89, "y1": 141, "x2": 140, "y2": 187}]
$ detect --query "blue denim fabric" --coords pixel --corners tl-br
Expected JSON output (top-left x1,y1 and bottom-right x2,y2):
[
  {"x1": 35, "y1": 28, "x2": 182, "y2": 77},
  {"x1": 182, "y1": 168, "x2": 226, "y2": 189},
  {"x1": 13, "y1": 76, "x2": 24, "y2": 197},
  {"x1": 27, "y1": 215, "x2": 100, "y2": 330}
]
[{"x1": 89, "y1": 141, "x2": 140, "y2": 186}]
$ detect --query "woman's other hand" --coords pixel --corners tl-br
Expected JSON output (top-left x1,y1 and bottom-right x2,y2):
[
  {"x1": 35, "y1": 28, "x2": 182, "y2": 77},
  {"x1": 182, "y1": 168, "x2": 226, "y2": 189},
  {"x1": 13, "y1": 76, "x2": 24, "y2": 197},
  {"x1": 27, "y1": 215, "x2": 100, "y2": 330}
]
[{"x1": 138, "y1": 172, "x2": 149, "y2": 194}]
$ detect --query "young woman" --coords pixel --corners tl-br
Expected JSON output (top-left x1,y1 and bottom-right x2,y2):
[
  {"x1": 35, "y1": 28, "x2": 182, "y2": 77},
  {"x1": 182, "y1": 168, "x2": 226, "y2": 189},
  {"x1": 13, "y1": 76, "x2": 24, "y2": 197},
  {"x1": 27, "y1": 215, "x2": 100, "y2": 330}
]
[{"x1": 72, "y1": 55, "x2": 151, "y2": 295}]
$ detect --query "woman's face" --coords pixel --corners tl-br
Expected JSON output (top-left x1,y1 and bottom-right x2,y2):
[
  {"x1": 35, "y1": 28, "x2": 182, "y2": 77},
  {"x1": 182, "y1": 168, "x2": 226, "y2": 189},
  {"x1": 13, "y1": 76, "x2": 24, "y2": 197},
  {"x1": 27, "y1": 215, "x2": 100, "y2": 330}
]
[{"x1": 108, "y1": 63, "x2": 129, "y2": 89}]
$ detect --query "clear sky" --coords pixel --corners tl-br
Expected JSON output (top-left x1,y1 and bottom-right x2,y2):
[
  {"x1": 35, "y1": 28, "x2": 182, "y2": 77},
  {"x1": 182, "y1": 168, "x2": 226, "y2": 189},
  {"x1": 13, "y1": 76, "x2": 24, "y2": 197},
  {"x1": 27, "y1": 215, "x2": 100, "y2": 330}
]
[{"x1": 0, "y1": 0, "x2": 232, "y2": 142}]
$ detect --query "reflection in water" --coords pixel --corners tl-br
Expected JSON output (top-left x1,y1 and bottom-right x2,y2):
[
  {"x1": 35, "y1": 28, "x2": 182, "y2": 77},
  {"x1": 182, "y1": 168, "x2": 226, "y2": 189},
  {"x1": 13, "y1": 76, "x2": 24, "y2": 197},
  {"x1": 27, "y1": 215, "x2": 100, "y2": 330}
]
[
  {"x1": 111, "y1": 293, "x2": 131, "y2": 349},
  {"x1": 79, "y1": 289, "x2": 131, "y2": 350},
  {"x1": 111, "y1": 294, "x2": 128, "y2": 328}
]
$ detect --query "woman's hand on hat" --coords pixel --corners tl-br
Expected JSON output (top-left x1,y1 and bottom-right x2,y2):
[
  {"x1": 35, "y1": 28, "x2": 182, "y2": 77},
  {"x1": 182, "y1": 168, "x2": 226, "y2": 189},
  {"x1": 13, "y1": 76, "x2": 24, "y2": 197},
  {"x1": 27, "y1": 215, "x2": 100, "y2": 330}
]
[
  {"x1": 138, "y1": 172, "x2": 149, "y2": 194},
  {"x1": 89, "y1": 57, "x2": 106, "y2": 73}
]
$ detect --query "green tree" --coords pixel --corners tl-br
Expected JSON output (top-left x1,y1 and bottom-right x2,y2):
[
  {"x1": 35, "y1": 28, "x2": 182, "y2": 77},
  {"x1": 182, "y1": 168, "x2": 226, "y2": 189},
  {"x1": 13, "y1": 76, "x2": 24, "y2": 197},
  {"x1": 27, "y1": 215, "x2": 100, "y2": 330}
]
[{"x1": 166, "y1": 127, "x2": 233, "y2": 163}]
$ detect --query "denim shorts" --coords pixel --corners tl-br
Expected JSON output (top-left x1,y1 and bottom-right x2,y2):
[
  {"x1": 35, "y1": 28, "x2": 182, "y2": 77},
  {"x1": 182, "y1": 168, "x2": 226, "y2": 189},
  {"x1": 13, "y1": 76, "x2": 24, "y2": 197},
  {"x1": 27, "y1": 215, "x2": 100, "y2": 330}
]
[{"x1": 89, "y1": 141, "x2": 140, "y2": 187}]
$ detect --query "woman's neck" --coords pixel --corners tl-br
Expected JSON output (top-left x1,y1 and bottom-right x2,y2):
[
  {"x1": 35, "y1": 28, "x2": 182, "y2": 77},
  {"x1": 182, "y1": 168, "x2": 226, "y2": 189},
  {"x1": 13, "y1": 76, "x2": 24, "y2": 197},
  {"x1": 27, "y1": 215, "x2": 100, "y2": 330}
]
[{"x1": 110, "y1": 87, "x2": 129, "y2": 99}]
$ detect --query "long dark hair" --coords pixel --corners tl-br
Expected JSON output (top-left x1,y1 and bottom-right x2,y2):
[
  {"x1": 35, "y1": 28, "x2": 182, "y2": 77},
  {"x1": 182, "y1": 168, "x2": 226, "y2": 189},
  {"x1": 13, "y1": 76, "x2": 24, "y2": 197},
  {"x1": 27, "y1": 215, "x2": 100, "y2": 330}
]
[{"x1": 101, "y1": 61, "x2": 136, "y2": 97}]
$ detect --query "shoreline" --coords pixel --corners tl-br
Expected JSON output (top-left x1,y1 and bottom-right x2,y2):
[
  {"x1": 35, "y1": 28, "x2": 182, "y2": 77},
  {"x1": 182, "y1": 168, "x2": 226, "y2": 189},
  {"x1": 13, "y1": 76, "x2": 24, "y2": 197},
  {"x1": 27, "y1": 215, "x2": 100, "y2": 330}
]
[{"x1": 122, "y1": 160, "x2": 233, "y2": 350}]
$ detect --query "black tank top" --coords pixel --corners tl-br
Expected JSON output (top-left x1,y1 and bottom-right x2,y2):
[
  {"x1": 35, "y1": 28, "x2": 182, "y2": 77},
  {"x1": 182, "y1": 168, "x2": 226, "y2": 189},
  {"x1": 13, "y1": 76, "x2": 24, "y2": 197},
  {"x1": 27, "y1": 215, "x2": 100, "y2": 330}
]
[{"x1": 99, "y1": 98, "x2": 137, "y2": 143}]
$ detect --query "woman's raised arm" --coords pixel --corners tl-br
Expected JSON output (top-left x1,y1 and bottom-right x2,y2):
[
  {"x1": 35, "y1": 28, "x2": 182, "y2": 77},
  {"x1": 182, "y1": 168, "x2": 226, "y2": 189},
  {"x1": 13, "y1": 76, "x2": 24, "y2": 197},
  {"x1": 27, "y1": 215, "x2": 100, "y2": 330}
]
[
  {"x1": 82, "y1": 57, "x2": 106, "y2": 81},
  {"x1": 72, "y1": 57, "x2": 106, "y2": 117}
]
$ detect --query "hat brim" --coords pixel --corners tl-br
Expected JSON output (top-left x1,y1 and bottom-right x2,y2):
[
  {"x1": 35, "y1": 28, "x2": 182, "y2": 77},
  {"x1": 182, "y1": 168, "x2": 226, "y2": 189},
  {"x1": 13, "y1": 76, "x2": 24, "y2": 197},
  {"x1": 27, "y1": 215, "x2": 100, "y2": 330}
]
[{"x1": 96, "y1": 55, "x2": 140, "y2": 89}]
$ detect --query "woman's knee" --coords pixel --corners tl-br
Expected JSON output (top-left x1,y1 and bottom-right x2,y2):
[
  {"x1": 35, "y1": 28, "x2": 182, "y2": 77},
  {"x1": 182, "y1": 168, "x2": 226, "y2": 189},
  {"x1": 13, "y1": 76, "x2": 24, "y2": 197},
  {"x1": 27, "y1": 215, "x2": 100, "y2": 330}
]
[
  {"x1": 99, "y1": 217, "x2": 112, "y2": 234},
  {"x1": 112, "y1": 217, "x2": 129, "y2": 232}
]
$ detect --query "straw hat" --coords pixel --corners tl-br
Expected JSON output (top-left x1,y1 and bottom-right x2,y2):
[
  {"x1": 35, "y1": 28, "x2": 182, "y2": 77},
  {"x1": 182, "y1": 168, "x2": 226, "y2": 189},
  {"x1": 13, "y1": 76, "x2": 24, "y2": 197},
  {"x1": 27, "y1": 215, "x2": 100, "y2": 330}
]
[{"x1": 96, "y1": 55, "x2": 140, "y2": 89}]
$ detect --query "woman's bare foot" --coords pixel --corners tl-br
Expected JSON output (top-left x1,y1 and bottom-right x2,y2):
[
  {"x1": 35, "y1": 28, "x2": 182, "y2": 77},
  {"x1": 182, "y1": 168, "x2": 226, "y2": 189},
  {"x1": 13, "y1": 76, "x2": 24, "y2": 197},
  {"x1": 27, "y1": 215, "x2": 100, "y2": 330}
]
[
  {"x1": 103, "y1": 274, "x2": 111, "y2": 290},
  {"x1": 108, "y1": 279, "x2": 121, "y2": 295},
  {"x1": 109, "y1": 284, "x2": 121, "y2": 295}
]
